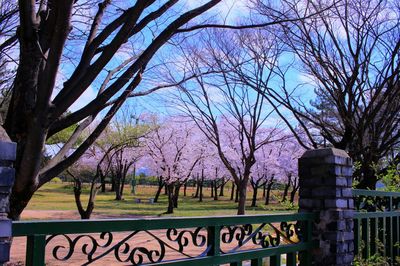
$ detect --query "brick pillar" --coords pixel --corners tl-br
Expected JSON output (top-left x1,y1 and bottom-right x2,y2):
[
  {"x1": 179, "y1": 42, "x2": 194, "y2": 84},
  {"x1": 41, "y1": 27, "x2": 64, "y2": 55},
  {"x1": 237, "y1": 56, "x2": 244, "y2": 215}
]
[
  {"x1": 298, "y1": 148, "x2": 354, "y2": 266},
  {"x1": 0, "y1": 126, "x2": 16, "y2": 264}
]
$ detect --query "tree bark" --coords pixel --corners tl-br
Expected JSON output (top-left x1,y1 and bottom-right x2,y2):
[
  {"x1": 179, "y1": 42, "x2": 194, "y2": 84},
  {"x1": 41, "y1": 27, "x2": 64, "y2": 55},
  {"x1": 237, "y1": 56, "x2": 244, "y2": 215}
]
[
  {"x1": 265, "y1": 180, "x2": 274, "y2": 205},
  {"x1": 100, "y1": 173, "x2": 106, "y2": 193},
  {"x1": 194, "y1": 177, "x2": 200, "y2": 198},
  {"x1": 183, "y1": 182, "x2": 187, "y2": 197},
  {"x1": 262, "y1": 183, "x2": 266, "y2": 198},
  {"x1": 251, "y1": 181, "x2": 258, "y2": 207},
  {"x1": 213, "y1": 181, "x2": 218, "y2": 200},
  {"x1": 235, "y1": 184, "x2": 239, "y2": 203},
  {"x1": 282, "y1": 175, "x2": 292, "y2": 202},
  {"x1": 237, "y1": 179, "x2": 248, "y2": 215},
  {"x1": 154, "y1": 178, "x2": 164, "y2": 203},
  {"x1": 219, "y1": 177, "x2": 225, "y2": 197},
  {"x1": 166, "y1": 184, "x2": 174, "y2": 214},
  {"x1": 173, "y1": 183, "x2": 181, "y2": 208},
  {"x1": 230, "y1": 181, "x2": 235, "y2": 200}
]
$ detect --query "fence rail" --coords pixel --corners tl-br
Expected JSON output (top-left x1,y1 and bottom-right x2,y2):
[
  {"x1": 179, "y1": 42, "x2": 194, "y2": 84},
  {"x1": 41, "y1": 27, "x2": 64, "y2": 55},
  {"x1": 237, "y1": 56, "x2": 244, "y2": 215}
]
[
  {"x1": 12, "y1": 213, "x2": 317, "y2": 266},
  {"x1": 353, "y1": 189, "x2": 400, "y2": 264}
]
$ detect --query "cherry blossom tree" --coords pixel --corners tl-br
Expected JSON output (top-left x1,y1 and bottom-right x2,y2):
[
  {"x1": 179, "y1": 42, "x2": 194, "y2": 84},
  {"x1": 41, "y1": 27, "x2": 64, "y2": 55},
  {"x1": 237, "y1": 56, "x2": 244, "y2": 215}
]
[
  {"x1": 174, "y1": 27, "x2": 287, "y2": 215},
  {"x1": 275, "y1": 137, "x2": 305, "y2": 204},
  {"x1": 144, "y1": 117, "x2": 204, "y2": 213}
]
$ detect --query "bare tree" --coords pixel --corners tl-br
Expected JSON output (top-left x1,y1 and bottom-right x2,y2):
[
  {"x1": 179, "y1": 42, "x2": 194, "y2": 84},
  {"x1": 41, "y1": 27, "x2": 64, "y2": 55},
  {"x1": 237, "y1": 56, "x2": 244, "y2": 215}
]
[
  {"x1": 3, "y1": 0, "x2": 228, "y2": 220},
  {"x1": 251, "y1": 0, "x2": 400, "y2": 188},
  {"x1": 174, "y1": 29, "x2": 284, "y2": 215}
]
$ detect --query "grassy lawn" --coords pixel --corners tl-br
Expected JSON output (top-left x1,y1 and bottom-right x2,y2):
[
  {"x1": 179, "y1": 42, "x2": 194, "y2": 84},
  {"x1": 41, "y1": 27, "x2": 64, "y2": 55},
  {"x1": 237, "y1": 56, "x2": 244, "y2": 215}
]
[{"x1": 25, "y1": 182, "x2": 296, "y2": 218}]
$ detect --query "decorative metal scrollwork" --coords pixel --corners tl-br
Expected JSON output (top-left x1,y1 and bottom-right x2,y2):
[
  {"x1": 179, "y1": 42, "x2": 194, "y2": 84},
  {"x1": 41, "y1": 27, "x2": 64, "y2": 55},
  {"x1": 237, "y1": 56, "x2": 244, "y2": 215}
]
[
  {"x1": 220, "y1": 221, "x2": 301, "y2": 254},
  {"x1": 44, "y1": 222, "x2": 304, "y2": 264},
  {"x1": 45, "y1": 227, "x2": 208, "y2": 265},
  {"x1": 166, "y1": 227, "x2": 207, "y2": 253}
]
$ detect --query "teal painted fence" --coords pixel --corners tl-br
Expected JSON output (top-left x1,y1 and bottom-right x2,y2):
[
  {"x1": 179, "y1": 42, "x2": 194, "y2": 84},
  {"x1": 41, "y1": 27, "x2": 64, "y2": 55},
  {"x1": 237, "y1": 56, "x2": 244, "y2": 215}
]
[
  {"x1": 12, "y1": 213, "x2": 317, "y2": 266},
  {"x1": 353, "y1": 189, "x2": 400, "y2": 264}
]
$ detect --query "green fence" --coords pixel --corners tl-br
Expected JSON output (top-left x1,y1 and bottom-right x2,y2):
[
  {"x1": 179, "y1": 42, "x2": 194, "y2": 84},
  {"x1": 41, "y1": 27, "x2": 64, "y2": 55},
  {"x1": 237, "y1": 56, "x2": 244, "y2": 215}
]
[
  {"x1": 12, "y1": 213, "x2": 317, "y2": 266},
  {"x1": 353, "y1": 189, "x2": 400, "y2": 264}
]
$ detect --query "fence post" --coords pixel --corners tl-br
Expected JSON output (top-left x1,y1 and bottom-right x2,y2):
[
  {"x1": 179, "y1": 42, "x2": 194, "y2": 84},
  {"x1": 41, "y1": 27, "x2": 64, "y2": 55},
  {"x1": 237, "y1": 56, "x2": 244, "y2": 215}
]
[
  {"x1": 0, "y1": 126, "x2": 16, "y2": 265},
  {"x1": 298, "y1": 148, "x2": 354, "y2": 266}
]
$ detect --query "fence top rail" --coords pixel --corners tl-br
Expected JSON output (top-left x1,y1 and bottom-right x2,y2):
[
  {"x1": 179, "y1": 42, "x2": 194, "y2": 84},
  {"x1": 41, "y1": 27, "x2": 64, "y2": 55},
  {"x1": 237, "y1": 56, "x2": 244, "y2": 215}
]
[
  {"x1": 355, "y1": 211, "x2": 400, "y2": 218},
  {"x1": 12, "y1": 212, "x2": 316, "y2": 237},
  {"x1": 352, "y1": 189, "x2": 400, "y2": 197}
]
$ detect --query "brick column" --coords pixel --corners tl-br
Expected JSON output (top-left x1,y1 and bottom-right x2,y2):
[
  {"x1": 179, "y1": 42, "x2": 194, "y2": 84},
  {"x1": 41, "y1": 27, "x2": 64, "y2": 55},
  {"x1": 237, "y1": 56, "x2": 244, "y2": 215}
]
[
  {"x1": 0, "y1": 126, "x2": 16, "y2": 264},
  {"x1": 298, "y1": 148, "x2": 354, "y2": 266}
]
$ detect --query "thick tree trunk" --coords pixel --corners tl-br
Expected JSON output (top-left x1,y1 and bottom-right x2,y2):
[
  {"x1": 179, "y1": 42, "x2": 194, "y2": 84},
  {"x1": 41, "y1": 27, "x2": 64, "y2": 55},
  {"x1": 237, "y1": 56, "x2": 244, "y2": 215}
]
[
  {"x1": 211, "y1": 181, "x2": 214, "y2": 198},
  {"x1": 194, "y1": 178, "x2": 200, "y2": 198},
  {"x1": 119, "y1": 173, "x2": 127, "y2": 200},
  {"x1": 173, "y1": 184, "x2": 181, "y2": 208},
  {"x1": 289, "y1": 187, "x2": 297, "y2": 204},
  {"x1": 356, "y1": 159, "x2": 378, "y2": 190},
  {"x1": 237, "y1": 180, "x2": 248, "y2": 215},
  {"x1": 230, "y1": 181, "x2": 235, "y2": 201},
  {"x1": 219, "y1": 178, "x2": 225, "y2": 197},
  {"x1": 265, "y1": 181, "x2": 274, "y2": 205},
  {"x1": 100, "y1": 173, "x2": 106, "y2": 193},
  {"x1": 166, "y1": 184, "x2": 174, "y2": 214},
  {"x1": 115, "y1": 175, "x2": 122, "y2": 200},
  {"x1": 262, "y1": 183, "x2": 266, "y2": 198},
  {"x1": 213, "y1": 182, "x2": 218, "y2": 200},
  {"x1": 154, "y1": 181, "x2": 164, "y2": 203}
]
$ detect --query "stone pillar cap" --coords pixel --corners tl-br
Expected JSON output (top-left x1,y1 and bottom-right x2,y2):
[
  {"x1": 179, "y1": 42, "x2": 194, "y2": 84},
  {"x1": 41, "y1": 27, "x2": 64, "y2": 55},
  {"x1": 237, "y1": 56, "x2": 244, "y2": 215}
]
[{"x1": 301, "y1": 147, "x2": 349, "y2": 158}]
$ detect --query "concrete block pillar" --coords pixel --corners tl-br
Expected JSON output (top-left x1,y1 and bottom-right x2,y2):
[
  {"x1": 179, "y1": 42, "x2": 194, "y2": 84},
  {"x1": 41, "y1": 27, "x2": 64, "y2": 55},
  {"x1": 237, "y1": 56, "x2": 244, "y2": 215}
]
[
  {"x1": 0, "y1": 126, "x2": 16, "y2": 264},
  {"x1": 298, "y1": 148, "x2": 354, "y2": 266}
]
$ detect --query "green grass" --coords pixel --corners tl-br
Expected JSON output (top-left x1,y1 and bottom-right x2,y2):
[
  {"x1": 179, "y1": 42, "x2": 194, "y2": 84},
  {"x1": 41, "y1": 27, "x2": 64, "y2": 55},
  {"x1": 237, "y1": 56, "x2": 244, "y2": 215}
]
[{"x1": 26, "y1": 183, "x2": 296, "y2": 218}]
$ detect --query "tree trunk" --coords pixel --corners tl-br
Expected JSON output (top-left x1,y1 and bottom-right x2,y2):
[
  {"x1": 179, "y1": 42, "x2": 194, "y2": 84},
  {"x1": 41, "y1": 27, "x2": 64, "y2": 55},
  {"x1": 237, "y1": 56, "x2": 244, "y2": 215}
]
[
  {"x1": 173, "y1": 184, "x2": 181, "y2": 208},
  {"x1": 166, "y1": 184, "x2": 174, "y2": 214},
  {"x1": 115, "y1": 174, "x2": 122, "y2": 201},
  {"x1": 289, "y1": 177, "x2": 299, "y2": 204},
  {"x1": 119, "y1": 172, "x2": 127, "y2": 200},
  {"x1": 73, "y1": 178, "x2": 96, "y2": 219},
  {"x1": 219, "y1": 178, "x2": 225, "y2": 197},
  {"x1": 213, "y1": 182, "x2": 218, "y2": 200},
  {"x1": 194, "y1": 178, "x2": 200, "y2": 198},
  {"x1": 183, "y1": 182, "x2": 187, "y2": 197},
  {"x1": 251, "y1": 183, "x2": 258, "y2": 207},
  {"x1": 290, "y1": 187, "x2": 297, "y2": 204},
  {"x1": 154, "y1": 181, "x2": 164, "y2": 203},
  {"x1": 230, "y1": 181, "x2": 235, "y2": 200},
  {"x1": 199, "y1": 177, "x2": 204, "y2": 202},
  {"x1": 282, "y1": 176, "x2": 291, "y2": 202},
  {"x1": 356, "y1": 159, "x2": 378, "y2": 190},
  {"x1": 211, "y1": 181, "x2": 214, "y2": 198},
  {"x1": 235, "y1": 184, "x2": 239, "y2": 203},
  {"x1": 265, "y1": 181, "x2": 274, "y2": 205},
  {"x1": 100, "y1": 173, "x2": 106, "y2": 193},
  {"x1": 262, "y1": 183, "x2": 266, "y2": 198},
  {"x1": 237, "y1": 180, "x2": 247, "y2": 215}
]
